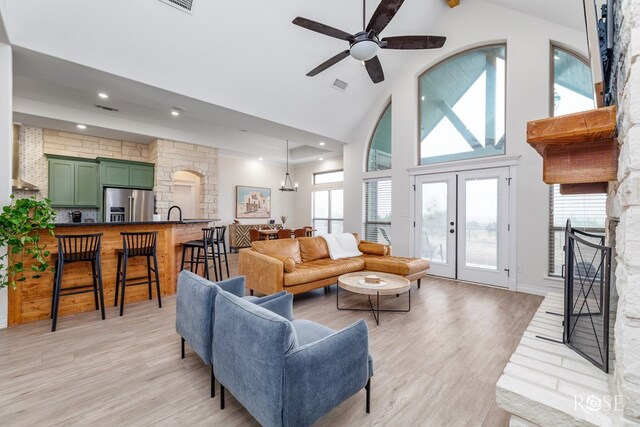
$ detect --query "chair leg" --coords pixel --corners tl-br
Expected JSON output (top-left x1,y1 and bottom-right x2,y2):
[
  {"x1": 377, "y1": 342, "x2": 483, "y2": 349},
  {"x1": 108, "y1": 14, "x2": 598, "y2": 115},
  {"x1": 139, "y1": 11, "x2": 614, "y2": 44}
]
[
  {"x1": 249, "y1": 289, "x2": 254, "y2": 296},
  {"x1": 95, "y1": 259, "x2": 106, "y2": 320},
  {"x1": 114, "y1": 253, "x2": 122, "y2": 307},
  {"x1": 146, "y1": 255, "x2": 153, "y2": 300},
  {"x1": 211, "y1": 365, "x2": 215, "y2": 398},
  {"x1": 51, "y1": 262, "x2": 64, "y2": 332},
  {"x1": 153, "y1": 252, "x2": 162, "y2": 308},
  {"x1": 220, "y1": 384, "x2": 225, "y2": 409},
  {"x1": 365, "y1": 378, "x2": 371, "y2": 414},
  {"x1": 119, "y1": 255, "x2": 128, "y2": 316},
  {"x1": 181, "y1": 337, "x2": 185, "y2": 359},
  {"x1": 418, "y1": 278, "x2": 421, "y2": 289}
]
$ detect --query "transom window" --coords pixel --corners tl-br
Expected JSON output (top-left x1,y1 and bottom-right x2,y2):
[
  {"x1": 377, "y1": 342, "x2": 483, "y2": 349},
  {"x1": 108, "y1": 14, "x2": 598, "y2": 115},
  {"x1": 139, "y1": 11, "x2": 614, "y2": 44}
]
[
  {"x1": 419, "y1": 45, "x2": 506, "y2": 165},
  {"x1": 367, "y1": 103, "x2": 391, "y2": 171},
  {"x1": 313, "y1": 170, "x2": 344, "y2": 185},
  {"x1": 548, "y1": 46, "x2": 603, "y2": 276}
]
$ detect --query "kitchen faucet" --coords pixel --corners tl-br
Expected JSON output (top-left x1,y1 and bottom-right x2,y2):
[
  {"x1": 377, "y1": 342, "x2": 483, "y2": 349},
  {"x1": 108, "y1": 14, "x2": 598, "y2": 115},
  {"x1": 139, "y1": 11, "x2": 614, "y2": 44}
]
[{"x1": 167, "y1": 205, "x2": 182, "y2": 221}]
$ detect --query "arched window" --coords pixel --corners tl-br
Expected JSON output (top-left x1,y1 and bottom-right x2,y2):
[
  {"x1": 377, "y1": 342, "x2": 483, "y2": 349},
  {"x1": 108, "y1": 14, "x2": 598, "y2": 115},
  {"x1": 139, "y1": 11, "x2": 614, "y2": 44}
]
[
  {"x1": 367, "y1": 103, "x2": 392, "y2": 171},
  {"x1": 548, "y1": 46, "x2": 602, "y2": 276},
  {"x1": 419, "y1": 45, "x2": 506, "y2": 165}
]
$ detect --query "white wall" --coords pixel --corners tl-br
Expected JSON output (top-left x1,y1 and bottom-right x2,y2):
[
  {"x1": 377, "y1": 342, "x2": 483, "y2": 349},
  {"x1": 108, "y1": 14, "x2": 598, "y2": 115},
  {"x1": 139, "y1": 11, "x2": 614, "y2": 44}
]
[
  {"x1": 293, "y1": 157, "x2": 344, "y2": 229},
  {"x1": 0, "y1": 41, "x2": 12, "y2": 327},
  {"x1": 343, "y1": 0, "x2": 589, "y2": 295},
  {"x1": 217, "y1": 154, "x2": 298, "y2": 229}
]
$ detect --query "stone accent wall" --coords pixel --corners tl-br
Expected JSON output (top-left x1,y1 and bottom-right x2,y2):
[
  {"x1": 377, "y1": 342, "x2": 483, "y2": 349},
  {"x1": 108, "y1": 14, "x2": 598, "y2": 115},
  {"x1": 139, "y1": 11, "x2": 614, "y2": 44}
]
[
  {"x1": 14, "y1": 127, "x2": 218, "y2": 223},
  {"x1": 42, "y1": 129, "x2": 149, "y2": 161},
  {"x1": 608, "y1": 0, "x2": 640, "y2": 424},
  {"x1": 149, "y1": 139, "x2": 218, "y2": 219}
]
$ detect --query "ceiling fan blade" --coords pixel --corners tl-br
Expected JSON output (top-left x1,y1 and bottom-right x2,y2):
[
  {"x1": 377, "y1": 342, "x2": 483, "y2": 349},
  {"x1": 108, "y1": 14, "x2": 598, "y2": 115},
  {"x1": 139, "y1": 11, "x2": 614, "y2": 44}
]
[
  {"x1": 366, "y1": 0, "x2": 405, "y2": 35},
  {"x1": 292, "y1": 17, "x2": 354, "y2": 42},
  {"x1": 381, "y1": 35, "x2": 446, "y2": 49},
  {"x1": 306, "y1": 50, "x2": 351, "y2": 77},
  {"x1": 365, "y1": 56, "x2": 385, "y2": 84}
]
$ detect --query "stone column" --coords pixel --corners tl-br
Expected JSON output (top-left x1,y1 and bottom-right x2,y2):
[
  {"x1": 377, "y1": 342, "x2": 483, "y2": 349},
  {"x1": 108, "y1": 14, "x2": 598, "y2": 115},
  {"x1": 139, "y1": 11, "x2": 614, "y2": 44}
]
[
  {"x1": 609, "y1": 0, "x2": 640, "y2": 423},
  {"x1": 0, "y1": 41, "x2": 13, "y2": 328}
]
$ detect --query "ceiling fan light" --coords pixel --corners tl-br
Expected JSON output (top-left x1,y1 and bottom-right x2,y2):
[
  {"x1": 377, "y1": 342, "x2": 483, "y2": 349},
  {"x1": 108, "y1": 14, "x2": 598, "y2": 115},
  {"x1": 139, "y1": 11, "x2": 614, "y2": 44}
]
[{"x1": 350, "y1": 40, "x2": 379, "y2": 61}]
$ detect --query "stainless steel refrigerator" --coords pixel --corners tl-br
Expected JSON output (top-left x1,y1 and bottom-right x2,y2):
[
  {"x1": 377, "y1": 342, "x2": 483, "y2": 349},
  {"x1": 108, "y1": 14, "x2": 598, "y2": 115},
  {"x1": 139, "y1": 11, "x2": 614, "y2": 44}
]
[{"x1": 104, "y1": 187, "x2": 154, "y2": 222}]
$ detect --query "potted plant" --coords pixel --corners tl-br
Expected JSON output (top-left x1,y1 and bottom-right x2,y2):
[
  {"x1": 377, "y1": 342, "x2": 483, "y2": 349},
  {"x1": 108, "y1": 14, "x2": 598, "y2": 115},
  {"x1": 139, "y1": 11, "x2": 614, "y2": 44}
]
[{"x1": 0, "y1": 195, "x2": 57, "y2": 289}]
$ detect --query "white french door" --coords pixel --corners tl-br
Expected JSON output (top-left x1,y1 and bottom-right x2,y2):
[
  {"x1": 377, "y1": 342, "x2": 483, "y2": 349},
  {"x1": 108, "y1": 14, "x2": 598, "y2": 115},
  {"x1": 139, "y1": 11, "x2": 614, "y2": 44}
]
[{"x1": 415, "y1": 167, "x2": 510, "y2": 288}]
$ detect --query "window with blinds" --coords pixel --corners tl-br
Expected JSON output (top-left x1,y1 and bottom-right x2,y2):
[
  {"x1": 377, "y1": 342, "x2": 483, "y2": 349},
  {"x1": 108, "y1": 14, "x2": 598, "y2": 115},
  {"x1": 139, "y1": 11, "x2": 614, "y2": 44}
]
[
  {"x1": 364, "y1": 179, "x2": 392, "y2": 244},
  {"x1": 548, "y1": 47, "x2": 604, "y2": 276}
]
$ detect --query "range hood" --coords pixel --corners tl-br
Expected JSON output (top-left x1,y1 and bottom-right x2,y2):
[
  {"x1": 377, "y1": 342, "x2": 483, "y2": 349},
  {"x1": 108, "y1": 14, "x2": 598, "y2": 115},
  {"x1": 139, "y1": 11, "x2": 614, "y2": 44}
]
[{"x1": 12, "y1": 124, "x2": 39, "y2": 191}]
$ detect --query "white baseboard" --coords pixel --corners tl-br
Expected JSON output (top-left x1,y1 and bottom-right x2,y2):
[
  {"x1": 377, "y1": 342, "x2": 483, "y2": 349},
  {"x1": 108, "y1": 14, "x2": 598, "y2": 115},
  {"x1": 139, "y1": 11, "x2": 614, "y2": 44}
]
[{"x1": 515, "y1": 283, "x2": 549, "y2": 296}]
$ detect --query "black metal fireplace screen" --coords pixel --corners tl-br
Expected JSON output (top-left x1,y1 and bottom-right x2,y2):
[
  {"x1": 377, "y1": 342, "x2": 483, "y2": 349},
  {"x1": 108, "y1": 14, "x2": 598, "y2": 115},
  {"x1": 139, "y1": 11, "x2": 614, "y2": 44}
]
[{"x1": 564, "y1": 220, "x2": 611, "y2": 372}]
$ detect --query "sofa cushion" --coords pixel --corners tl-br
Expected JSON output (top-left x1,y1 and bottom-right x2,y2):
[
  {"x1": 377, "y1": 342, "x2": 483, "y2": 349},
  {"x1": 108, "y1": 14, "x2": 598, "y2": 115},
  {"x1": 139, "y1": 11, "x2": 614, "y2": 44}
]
[
  {"x1": 292, "y1": 319, "x2": 335, "y2": 346},
  {"x1": 270, "y1": 255, "x2": 296, "y2": 273},
  {"x1": 358, "y1": 241, "x2": 387, "y2": 256},
  {"x1": 284, "y1": 257, "x2": 365, "y2": 287},
  {"x1": 255, "y1": 292, "x2": 294, "y2": 321},
  {"x1": 361, "y1": 255, "x2": 430, "y2": 276},
  {"x1": 252, "y1": 238, "x2": 302, "y2": 264},
  {"x1": 297, "y1": 237, "x2": 330, "y2": 262}
]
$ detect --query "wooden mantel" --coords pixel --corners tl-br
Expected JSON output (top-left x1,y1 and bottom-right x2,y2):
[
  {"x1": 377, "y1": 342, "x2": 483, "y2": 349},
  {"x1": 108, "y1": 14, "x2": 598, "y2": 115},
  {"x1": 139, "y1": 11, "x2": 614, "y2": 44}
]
[{"x1": 526, "y1": 106, "x2": 618, "y2": 194}]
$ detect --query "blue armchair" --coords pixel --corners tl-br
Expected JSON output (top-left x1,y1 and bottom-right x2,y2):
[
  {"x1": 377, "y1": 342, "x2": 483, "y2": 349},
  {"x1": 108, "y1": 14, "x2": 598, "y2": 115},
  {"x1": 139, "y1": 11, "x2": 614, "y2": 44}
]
[
  {"x1": 175, "y1": 270, "x2": 287, "y2": 398},
  {"x1": 213, "y1": 289, "x2": 373, "y2": 427}
]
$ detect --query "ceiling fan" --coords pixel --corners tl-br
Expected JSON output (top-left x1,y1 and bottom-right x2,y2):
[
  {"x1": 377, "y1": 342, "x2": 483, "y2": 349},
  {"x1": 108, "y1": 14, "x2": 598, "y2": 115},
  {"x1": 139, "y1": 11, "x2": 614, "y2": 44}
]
[{"x1": 292, "y1": 0, "x2": 446, "y2": 84}]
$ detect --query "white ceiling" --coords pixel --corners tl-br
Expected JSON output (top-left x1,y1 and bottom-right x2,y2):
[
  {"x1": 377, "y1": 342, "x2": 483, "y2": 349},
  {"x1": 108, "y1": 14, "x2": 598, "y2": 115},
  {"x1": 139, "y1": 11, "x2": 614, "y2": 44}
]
[{"x1": 1, "y1": 0, "x2": 587, "y2": 163}]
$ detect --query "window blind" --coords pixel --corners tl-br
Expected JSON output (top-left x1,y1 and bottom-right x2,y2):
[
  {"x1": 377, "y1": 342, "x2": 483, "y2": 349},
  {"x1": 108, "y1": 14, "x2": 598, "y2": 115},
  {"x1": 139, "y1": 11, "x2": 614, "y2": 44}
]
[
  {"x1": 364, "y1": 179, "x2": 392, "y2": 244},
  {"x1": 548, "y1": 184, "x2": 606, "y2": 275}
]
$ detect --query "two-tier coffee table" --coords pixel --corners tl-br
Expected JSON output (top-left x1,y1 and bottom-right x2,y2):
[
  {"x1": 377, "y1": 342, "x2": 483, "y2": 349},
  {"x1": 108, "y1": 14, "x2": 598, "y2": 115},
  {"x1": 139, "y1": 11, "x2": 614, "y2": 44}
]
[{"x1": 337, "y1": 271, "x2": 411, "y2": 325}]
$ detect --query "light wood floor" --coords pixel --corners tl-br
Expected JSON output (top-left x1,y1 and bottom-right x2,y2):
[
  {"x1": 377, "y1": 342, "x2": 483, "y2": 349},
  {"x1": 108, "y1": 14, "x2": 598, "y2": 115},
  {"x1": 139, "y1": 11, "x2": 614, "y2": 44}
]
[{"x1": 0, "y1": 254, "x2": 542, "y2": 426}]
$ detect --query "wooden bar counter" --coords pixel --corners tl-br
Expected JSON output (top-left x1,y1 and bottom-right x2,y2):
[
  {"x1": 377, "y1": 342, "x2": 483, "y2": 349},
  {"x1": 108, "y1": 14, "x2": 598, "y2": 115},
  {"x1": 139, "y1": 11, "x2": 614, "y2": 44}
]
[{"x1": 8, "y1": 220, "x2": 213, "y2": 326}]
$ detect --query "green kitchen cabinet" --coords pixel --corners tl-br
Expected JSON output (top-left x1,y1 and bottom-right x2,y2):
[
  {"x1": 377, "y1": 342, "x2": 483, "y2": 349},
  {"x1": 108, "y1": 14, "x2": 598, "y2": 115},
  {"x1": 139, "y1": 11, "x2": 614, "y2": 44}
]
[
  {"x1": 47, "y1": 157, "x2": 99, "y2": 207},
  {"x1": 99, "y1": 159, "x2": 154, "y2": 189},
  {"x1": 74, "y1": 162, "x2": 99, "y2": 206},
  {"x1": 48, "y1": 158, "x2": 75, "y2": 206}
]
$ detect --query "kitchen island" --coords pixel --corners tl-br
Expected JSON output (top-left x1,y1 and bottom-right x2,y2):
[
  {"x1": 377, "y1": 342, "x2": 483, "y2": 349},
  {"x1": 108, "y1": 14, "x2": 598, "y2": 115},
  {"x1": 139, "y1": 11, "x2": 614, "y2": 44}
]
[{"x1": 8, "y1": 220, "x2": 215, "y2": 326}]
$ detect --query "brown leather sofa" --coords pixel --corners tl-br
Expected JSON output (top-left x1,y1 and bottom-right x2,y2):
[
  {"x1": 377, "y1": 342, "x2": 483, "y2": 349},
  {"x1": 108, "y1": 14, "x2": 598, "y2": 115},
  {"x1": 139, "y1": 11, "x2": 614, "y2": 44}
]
[{"x1": 238, "y1": 234, "x2": 430, "y2": 295}]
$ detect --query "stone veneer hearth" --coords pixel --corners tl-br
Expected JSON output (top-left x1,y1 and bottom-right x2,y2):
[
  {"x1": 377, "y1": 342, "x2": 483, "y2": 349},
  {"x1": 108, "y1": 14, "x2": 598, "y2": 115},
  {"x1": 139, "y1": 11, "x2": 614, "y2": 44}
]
[{"x1": 13, "y1": 126, "x2": 218, "y2": 221}]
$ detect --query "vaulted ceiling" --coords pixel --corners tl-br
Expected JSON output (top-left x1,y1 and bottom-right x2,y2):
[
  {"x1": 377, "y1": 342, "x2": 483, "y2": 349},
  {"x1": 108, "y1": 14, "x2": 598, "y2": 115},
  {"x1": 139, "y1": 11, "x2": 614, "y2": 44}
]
[{"x1": 0, "y1": 0, "x2": 587, "y2": 162}]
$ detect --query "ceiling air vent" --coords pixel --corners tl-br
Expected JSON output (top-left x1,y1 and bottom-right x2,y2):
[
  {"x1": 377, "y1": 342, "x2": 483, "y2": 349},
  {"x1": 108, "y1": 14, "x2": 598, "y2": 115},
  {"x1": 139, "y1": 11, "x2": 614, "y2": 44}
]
[
  {"x1": 95, "y1": 104, "x2": 119, "y2": 112},
  {"x1": 331, "y1": 79, "x2": 348, "y2": 92},
  {"x1": 158, "y1": 0, "x2": 194, "y2": 13}
]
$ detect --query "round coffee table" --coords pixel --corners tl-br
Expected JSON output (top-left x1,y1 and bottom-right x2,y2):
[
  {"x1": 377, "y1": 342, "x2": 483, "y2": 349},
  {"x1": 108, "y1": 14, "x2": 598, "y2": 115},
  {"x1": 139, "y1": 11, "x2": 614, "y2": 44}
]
[{"x1": 337, "y1": 271, "x2": 411, "y2": 325}]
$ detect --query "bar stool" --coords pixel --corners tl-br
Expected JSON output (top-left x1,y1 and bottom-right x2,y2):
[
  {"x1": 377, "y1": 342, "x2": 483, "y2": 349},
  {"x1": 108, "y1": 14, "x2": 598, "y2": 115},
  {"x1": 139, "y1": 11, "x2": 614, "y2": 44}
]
[
  {"x1": 114, "y1": 231, "x2": 161, "y2": 316},
  {"x1": 180, "y1": 228, "x2": 218, "y2": 281},
  {"x1": 50, "y1": 233, "x2": 105, "y2": 332},
  {"x1": 213, "y1": 226, "x2": 230, "y2": 280}
]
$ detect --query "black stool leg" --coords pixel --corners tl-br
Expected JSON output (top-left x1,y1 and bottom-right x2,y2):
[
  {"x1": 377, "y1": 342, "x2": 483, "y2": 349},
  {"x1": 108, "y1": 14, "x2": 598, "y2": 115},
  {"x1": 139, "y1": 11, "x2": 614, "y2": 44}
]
[
  {"x1": 202, "y1": 245, "x2": 210, "y2": 280},
  {"x1": 222, "y1": 239, "x2": 230, "y2": 279},
  {"x1": 146, "y1": 255, "x2": 153, "y2": 300},
  {"x1": 216, "y1": 240, "x2": 224, "y2": 280},
  {"x1": 119, "y1": 254, "x2": 128, "y2": 316},
  {"x1": 210, "y1": 241, "x2": 219, "y2": 281},
  {"x1": 96, "y1": 257, "x2": 106, "y2": 320},
  {"x1": 365, "y1": 378, "x2": 371, "y2": 413},
  {"x1": 114, "y1": 253, "x2": 122, "y2": 307},
  {"x1": 153, "y1": 251, "x2": 162, "y2": 309},
  {"x1": 50, "y1": 258, "x2": 59, "y2": 319},
  {"x1": 90, "y1": 260, "x2": 99, "y2": 310},
  {"x1": 51, "y1": 262, "x2": 64, "y2": 332}
]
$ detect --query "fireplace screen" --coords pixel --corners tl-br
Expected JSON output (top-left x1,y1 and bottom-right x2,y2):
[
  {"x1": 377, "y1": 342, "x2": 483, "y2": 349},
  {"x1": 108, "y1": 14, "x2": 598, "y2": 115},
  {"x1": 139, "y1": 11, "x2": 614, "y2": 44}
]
[{"x1": 564, "y1": 220, "x2": 611, "y2": 372}]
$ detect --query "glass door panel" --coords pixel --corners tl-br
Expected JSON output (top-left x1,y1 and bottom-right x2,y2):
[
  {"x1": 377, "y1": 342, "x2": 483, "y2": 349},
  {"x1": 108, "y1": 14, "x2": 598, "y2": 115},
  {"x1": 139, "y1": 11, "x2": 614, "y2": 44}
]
[{"x1": 464, "y1": 178, "x2": 498, "y2": 270}]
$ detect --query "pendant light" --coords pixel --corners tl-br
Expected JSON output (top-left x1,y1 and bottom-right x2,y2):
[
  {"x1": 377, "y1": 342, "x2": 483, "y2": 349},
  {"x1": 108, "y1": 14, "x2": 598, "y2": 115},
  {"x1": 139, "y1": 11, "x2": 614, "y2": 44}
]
[{"x1": 279, "y1": 140, "x2": 298, "y2": 192}]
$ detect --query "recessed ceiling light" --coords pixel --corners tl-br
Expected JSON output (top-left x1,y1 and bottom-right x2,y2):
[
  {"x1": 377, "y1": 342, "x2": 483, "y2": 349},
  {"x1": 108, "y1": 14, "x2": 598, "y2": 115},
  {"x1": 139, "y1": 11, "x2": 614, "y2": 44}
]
[
  {"x1": 318, "y1": 141, "x2": 326, "y2": 146},
  {"x1": 319, "y1": 157, "x2": 324, "y2": 161},
  {"x1": 98, "y1": 92, "x2": 109, "y2": 99},
  {"x1": 76, "y1": 124, "x2": 87, "y2": 130},
  {"x1": 171, "y1": 110, "x2": 180, "y2": 117},
  {"x1": 259, "y1": 157, "x2": 263, "y2": 161}
]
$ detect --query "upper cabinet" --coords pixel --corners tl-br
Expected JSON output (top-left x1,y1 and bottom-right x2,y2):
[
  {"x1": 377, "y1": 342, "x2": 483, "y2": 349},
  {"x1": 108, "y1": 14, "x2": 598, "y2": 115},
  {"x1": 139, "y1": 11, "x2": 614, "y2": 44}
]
[
  {"x1": 47, "y1": 156, "x2": 99, "y2": 207},
  {"x1": 99, "y1": 159, "x2": 154, "y2": 189}
]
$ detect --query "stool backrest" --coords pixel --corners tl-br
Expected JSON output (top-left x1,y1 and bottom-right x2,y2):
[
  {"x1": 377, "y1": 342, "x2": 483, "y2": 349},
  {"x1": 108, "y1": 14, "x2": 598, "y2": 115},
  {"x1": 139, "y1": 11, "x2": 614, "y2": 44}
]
[
  {"x1": 202, "y1": 228, "x2": 215, "y2": 244},
  {"x1": 56, "y1": 233, "x2": 102, "y2": 262},
  {"x1": 121, "y1": 232, "x2": 158, "y2": 256},
  {"x1": 214, "y1": 225, "x2": 227, "y2": 242}
]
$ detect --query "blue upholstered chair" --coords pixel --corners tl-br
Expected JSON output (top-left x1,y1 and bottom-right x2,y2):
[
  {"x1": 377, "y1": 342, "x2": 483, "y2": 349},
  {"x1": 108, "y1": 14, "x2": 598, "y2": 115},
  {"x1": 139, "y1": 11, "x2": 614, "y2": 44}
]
[
  {"x1": 213, "y1": 289, "x2": 373, "y2": 427},
  {"x1": 175, "y1": 270, "x2": 287, "y2": 398}
]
